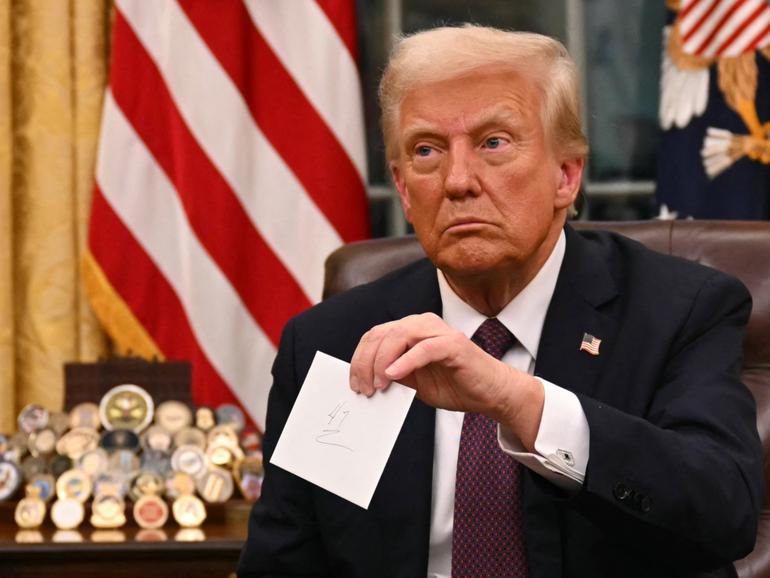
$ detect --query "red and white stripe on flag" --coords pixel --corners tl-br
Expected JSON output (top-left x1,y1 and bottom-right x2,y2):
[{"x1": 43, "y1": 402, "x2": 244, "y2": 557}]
[
  {"x1": 677, "y1": 0, "x2": 770, "y2": 57},
  {"x1": 84, "y1": 0, "x2": 369, "y2": 431}
]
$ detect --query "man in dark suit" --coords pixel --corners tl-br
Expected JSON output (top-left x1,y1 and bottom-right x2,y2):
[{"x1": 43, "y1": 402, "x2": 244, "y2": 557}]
[{"x1": 238, "y1": 26, "x2": 763, "y2": 578}]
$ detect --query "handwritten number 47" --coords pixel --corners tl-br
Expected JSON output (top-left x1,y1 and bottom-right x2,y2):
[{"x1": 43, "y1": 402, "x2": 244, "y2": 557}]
[{"x1": 315, "y1": 401, "x2": 353, "y2": 452}]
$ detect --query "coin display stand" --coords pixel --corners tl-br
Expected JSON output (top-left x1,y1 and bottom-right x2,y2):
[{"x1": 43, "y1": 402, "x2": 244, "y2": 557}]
[
  {"x1": 63, "y1": 357, "x2": 192, "y2": 409},
  {"x1": 0, "y1": 387, "x2": 264, "y2": 540}
]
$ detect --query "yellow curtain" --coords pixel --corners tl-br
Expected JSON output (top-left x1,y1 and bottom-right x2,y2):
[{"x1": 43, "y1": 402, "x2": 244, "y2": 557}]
[{"x1": 0, "y1": 0, "x2": 112, "y2": 433}]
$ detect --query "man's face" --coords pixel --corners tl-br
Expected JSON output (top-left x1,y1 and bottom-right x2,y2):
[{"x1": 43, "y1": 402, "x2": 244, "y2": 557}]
[{"x1": 390, "y1": 67, "x2": 582, "y2": 279}]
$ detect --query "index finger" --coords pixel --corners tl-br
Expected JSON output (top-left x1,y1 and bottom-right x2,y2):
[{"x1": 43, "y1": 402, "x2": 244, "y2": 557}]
[{"x1": 349, "y1": 313, "x2": 450, "y2": 396}]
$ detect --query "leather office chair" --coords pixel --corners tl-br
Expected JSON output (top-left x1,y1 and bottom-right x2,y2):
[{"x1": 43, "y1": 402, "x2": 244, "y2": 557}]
[{"x1": 323, "y1": 220, "x2": 770, "y2": 578}]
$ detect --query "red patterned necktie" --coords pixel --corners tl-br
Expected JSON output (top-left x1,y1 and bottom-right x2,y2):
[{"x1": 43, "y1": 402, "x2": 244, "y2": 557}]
[{"x1": 451, "y1": 317, "x2": 529, "y2": 577}]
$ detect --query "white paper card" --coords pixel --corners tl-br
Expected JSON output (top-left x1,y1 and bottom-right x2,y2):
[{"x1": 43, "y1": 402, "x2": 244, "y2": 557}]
[{"x1": 270, "y1": 351, "x2": 416, "y2": 509}]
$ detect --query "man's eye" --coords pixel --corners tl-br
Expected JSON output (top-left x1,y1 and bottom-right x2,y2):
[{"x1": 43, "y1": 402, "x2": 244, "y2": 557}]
[
  {"x1": 484, "y1": 137, "x2": 503, "y2": 149},
  {"x1": 415, "y1": 145, "x2": 433, "y2": 157}
]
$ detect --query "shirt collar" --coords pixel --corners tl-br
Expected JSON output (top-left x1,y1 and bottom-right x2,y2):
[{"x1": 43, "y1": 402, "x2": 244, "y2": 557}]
[{"x1": 437, "y1": 229, "x2": 566, "y2": 360}]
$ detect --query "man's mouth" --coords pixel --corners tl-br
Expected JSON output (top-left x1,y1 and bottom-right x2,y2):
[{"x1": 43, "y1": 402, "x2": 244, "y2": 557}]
[{"x1": 445, "y1": 219, "x2": 490, "y2": 232}]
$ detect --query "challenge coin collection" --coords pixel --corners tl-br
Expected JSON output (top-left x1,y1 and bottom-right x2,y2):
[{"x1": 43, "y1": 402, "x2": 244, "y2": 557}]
[{"x1": 0, "y1": 384, "x2": 264, "y2": 531}]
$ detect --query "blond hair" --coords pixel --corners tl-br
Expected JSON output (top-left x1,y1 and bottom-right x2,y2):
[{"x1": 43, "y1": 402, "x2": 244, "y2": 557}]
[{"x1": 379, "y1": 25, "x2": 589, "y2": 163}]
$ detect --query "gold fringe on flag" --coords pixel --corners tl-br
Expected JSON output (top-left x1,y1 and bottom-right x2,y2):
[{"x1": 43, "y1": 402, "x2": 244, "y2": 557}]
[{"x1": 82, "y1": 251, "x2": 164, "y2": 360}]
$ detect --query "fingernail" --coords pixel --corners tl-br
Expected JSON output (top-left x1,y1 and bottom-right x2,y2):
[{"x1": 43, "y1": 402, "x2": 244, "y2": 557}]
[
  {"x1": 384, "y1": 362, "x2": 398, "y2": 379},
  {"x1": 373, "y1": 376, "x2": 384, "y2": 390},
  {"x1": 350, "y1": 375, "x2": 360, "y2": 393}
]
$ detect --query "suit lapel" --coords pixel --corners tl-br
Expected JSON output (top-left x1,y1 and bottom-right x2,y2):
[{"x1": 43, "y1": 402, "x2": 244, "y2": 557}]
[
  {"x1": 385, "y1": 258, "x2": 443, "y2": 320},
  {"x1": 524, "y1": 226, "x2": 620, "y2": 577},
  {"x1": 535, "y1": 225, "x2": 619, "y2": 397},
  {"x1": 369, "y1": 259, "x2": 440, "y2": 576}
]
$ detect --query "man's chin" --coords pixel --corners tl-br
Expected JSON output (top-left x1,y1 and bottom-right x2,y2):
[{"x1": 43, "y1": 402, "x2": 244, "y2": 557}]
[{"x1": 431, "y1": 244, "x2": 512, "y2": 278}]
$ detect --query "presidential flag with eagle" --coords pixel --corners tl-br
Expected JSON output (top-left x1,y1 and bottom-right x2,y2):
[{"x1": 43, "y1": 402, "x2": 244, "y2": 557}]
[{"x1": 656, "y1": 0, "x2": 770, "y2": 218}]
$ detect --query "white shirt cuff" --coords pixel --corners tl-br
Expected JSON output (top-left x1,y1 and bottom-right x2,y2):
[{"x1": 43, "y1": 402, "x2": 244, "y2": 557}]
[{"x1": 498, "y1": 377, "x2": 589, "y2": 491}]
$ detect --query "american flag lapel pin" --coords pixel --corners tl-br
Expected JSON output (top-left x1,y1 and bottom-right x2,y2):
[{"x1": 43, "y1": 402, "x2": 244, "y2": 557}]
[{"x1": 579, "y1": 333, "x2": 601, "y2": 356}]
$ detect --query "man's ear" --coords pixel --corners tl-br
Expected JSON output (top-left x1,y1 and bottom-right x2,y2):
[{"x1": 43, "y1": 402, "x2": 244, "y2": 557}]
[
  {"x1": 390, "y1": 161, "x2": 414, "y2": 224},
  {"x1": 554, "y1": 157, "x2": 584, "y2": 210}
]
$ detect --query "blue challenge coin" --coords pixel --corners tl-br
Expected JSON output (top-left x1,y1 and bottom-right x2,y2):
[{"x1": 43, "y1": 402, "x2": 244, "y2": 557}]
[{"x1": 29, "y1": 474, "x2": 55, "y2": 502}]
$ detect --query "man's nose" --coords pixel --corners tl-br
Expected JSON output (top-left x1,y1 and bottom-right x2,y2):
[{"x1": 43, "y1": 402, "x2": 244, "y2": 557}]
[{"x1": 443, "y1": 144, "x2": 481, "y2": 198}]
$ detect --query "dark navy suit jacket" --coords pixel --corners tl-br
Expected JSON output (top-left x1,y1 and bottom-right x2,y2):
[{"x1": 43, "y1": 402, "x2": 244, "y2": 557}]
[{"x1": 238, "y1": 226, "x2": 763, "y2": 578}]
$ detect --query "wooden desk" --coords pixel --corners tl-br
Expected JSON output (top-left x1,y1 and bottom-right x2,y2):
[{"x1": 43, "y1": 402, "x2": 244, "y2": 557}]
[{"x1": 0, "y1": 501, "x2": 250, "y2": 578}]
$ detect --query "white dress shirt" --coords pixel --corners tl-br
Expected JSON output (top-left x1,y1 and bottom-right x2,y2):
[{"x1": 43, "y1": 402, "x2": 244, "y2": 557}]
[{"x1": 427, "y1": 231, "x2": 591, "y2": 577}]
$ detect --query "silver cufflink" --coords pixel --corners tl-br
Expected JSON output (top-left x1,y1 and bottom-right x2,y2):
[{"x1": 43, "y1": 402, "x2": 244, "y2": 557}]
[{"x1": 556, "y1": 449, "x2": 575, "y2": 466}]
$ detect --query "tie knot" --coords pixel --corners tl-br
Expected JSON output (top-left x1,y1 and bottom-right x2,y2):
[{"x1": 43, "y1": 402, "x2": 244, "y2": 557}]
[{"x1": 471, "y1": 318, "x2": 515, "y2": 360}]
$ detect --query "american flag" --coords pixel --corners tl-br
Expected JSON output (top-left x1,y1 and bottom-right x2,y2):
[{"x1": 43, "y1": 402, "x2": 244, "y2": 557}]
[
  {"x1": 677, "y1": 0, "x2": 770, "y2": 58},
  {"x1": 83, "y1": 0, "x2": 369, "y2": 431},
  {"x1": 579, "y1": 333, "x2": 602, "y2": 356}
]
